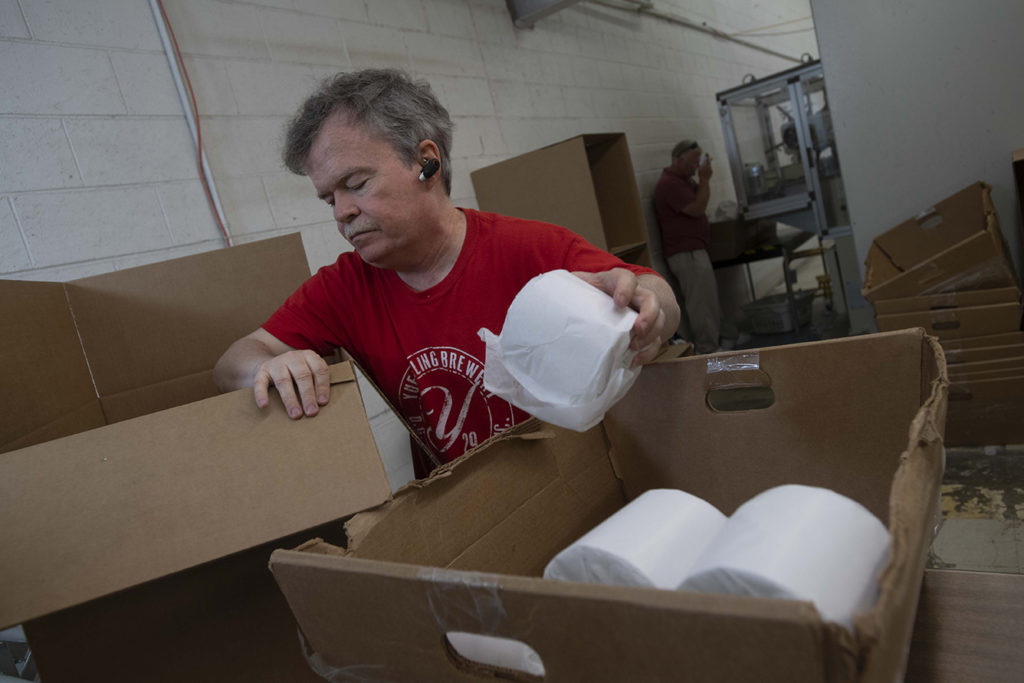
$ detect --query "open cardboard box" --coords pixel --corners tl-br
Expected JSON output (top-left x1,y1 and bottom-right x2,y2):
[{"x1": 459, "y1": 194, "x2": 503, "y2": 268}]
[
  {"x1": 270, "y1": 328, "x2": 948, "y2": 682},
  {"x1": 470, "y1": 133, "x2": 650, "y2": 266},
  {"x1": 862, "y1": 182, "x2": 1019, "y2": 303},
  {"x1": 0, "y1": 235, "x2": 376, "y2": 682},
  {"x1": 873, "y1": 286, "x2": 1022, "y2": 339}
]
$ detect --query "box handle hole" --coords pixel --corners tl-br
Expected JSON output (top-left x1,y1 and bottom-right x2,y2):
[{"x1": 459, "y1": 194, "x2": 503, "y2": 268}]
[
  {"x1": 707, "y1": 385, "x2": 776, "y2": 411},
  {"x1": 932, "y1": 320, "x2": 961, "y2": 330},
  {"x1": 444, "y1": 632, "x2": 546, "y2": 680}
]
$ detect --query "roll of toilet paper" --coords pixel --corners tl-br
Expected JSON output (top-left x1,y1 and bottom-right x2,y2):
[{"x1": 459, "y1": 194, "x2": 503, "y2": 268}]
[
  {"x1": 478, "y1": 269, "x2": 640, "y2": 432},
  {"x1": 544, "y1": 489, "x2": 728, "y2": 589},
  {"x1": 677, "y1": 485, "x2": 891, "y2": 629}
]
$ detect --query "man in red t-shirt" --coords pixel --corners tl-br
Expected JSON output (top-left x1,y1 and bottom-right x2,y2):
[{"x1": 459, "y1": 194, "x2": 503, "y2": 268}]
[
  {"x1": 214, "y1": 69, "x2": 679, "y2": 475},
  {"x1": 653, "y1": 139, "x2": 721, "y2": 354}
]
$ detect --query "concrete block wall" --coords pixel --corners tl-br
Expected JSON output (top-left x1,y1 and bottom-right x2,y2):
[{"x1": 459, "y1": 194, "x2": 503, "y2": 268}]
[
  {"x1": 2, "y1": 0, "x2": 817, "y2": 489},
  {"x1": 2, "y1": 0, "x2": 816, "y2": 282}
]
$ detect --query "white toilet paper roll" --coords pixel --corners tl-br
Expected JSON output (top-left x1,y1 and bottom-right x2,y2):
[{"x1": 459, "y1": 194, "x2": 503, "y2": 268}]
[
  {"x1": 678, "y1": 485, "x2": 891, "y2": 629},
  {"x1": 544, "y1": 489, "x2": 728, "y2": 589},
  {"x1": 478, "y1": 269, "x2": 640, "y2": 432}
]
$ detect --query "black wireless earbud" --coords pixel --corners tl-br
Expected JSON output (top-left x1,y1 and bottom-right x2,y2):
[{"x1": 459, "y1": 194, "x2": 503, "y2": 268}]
[{"x1": 418, "y1": 158, "x2": 440, "y2": 181}]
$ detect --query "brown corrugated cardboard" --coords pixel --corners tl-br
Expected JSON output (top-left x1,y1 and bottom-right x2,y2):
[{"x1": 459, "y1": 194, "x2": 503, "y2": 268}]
[
  {"x1": 862, "y1": 183, "x2": 1019, "y2": 302},
  {"x1": 944, "y1": 343, "x2": 1024, "y2": 365},
  {"x1": 470, "y1": 133, "x2": 650, "y2": 265},
  {"x1": 874, "y1": 301, "x2": 1023, "y2": 340},
  {"x1": 872, "y1": 285, "x2": 1022, "y2": 315},
  {"x1": 906, "y1": 569, "x2": 1024, "y2": 682},
  {"x1": 946, "y1": 373, "x2": 1024, "y2": 446},
  {"x1": 0, "y1": 235, "x2": 381, "y2": 682},
  {"x1": 940, "y1": 330, "x2": 1024, "y2": 354},
  {"x1": 270, "y1": 329, "x2": 948, "y2": 682}
]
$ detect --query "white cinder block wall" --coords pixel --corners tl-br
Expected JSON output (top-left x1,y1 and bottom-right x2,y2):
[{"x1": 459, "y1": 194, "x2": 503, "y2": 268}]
[{"x1": 2, "y1": 0, "x2": 817, "y2": 488}]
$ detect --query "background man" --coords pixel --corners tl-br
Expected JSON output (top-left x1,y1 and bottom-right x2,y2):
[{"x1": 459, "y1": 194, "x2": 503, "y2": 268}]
[
  {"x1": 214, "y1": 69, "x2": 679, "y2": 477},
  {"x1": 653, "y1": 139, "x2": 720, "y2": 354}
]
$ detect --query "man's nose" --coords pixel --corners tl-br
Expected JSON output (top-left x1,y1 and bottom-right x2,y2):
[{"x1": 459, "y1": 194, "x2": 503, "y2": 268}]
[{"x1": 333, "y1": 196, "x2": 358, "y2": 224}]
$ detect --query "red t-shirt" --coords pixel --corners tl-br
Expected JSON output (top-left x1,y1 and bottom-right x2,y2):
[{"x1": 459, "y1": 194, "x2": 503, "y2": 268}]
[
  {"x1": 653, "y1": 168, "x2": 710, "y2": 256},
  {"x1": 263, "y1": 208, "x2": 657, "y2": 472}
]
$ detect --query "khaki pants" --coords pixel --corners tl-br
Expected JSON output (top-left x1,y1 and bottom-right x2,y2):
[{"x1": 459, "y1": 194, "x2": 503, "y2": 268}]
[{"x1": 667, "y1": 249, "x2": 720, "y2": 354}]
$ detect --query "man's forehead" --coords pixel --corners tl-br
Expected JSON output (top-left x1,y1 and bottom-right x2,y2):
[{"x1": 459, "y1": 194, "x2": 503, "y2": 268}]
[{"x1": 307, "y1": 114, "x2": 397, "y2": 172}]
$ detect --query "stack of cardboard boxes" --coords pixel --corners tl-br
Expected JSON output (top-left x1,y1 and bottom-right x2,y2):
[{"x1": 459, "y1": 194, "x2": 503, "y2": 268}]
[{"x1": 862, "y1": 182, "x2": 1023, "y2": 446}]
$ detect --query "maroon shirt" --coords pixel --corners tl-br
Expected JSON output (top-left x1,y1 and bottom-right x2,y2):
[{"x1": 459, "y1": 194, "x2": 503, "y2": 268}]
[{"x1": 653, "y1": 168, "x2": 709, "y2": 257}]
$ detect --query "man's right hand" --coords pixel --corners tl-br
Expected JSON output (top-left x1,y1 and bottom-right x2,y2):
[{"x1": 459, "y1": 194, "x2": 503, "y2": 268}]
[
  {"x1": 252, "y1": 349, "x2": 331, "y2": 418},
  {"x1": 698, "y1": 154, "x2": 713, "y2": 183},
  {"x1": 213, "y1": 328, "x2": 331, "y2": 419}
]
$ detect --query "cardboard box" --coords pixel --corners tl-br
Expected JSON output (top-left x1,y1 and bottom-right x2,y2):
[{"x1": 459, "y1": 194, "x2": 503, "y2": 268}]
[
  {"x1": 270, "y1": 329, "x2": 948, "y2": 682},
  {"x1": 873, "y1": 286, "x2": 1022, "y2": 339},
  {"x1": 946, "y1": 372, "x2": 1024, "y2": 446},
  {"x1": 862, "y1": 183, "x2": 1019, "y2": 302},
  {"x1": 470, "y1": 133, "x2": 650, "y2": 265},
  {"x1": 708, "y1": 218, "x2": 778, "y2": 263},
  {"x1": 0, "y1": 235, "x2": 371, "y2": 682},
  {"x1": 940, "y1": 330, "x2": 1024, "y2": 356}
]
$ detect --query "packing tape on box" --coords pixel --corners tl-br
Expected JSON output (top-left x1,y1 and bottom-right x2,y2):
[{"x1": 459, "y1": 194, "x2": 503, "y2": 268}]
[
  {"x1": 421, "y1": 570, "x2": 546, "y2": 677},
  {"x1": 478, "y1": 269, "x2": 640, "y2": 432}
]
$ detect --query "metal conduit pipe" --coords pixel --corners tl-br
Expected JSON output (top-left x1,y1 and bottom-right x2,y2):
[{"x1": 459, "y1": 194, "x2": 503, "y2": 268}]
[
  {"x1": 589, "y1": 0, "x2": 803, "y2": 64},
  {"x1": 149, "y1": 0, "x2": 232, "y2": 247}
]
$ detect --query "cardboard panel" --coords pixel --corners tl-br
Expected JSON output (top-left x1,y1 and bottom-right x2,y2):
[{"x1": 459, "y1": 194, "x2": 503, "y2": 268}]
[
  {"x1": 25, "y1": 524, "x2": 340, "y2": 683},
  {"x1": 862, "y1": 183, "x2": 1019, "y2": 302},
  {"x1": 0, "y1": 363, "x2": 389, "y2": 628},
  {"x1": 586, "y1": 134, "x2": 646, "y2": 251},
  {"x1": 0, "y1": 280, "x2": 100, "y2": 450},
  {"x1": 605, "y1": 332, "x2": 927, "y2": 521},
  {"x1": 872, "y1": 285, "x2": 1021, "y2": 315},
  {"x1": 940, "y1": 330, "x2": 1024, "y2": 352},
  {"x1": 948, "y1": 355, "x2": 1024, "y2": 378},
  {"x1": 874, "y1": 301, "x2": 1023, "y2": 339},
  {"x1": 945, "y1": 343, "x2": 1024, "y2": 365},
  {"x1": 946, "y1": 373, "x2": 1024, "y2": 446},
  {"x1": 98, "y1": 369, "x2": 219, "y2": 423},
  {"x1": 470, "y1": 136, "x2": 607, "y2": 249},
  {"x1": 906, "y1": 569, "x2": 1024, "y2": 682},
  {"x1": 271, "y1": 552, "x2": 840, "y2": 683},
  {"x1": 66, "y1": 234, "x2": 310, "y2": 397}
]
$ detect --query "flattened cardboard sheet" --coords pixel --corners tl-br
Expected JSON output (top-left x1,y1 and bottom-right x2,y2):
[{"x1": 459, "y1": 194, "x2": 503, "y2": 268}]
[{"x1": 0, "y1": 363, "x2": 390, "y2": 628}]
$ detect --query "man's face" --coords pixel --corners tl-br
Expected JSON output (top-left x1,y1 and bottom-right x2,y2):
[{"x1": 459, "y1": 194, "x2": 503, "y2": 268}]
[
  {"x1": 673, "y1": 146, "x2": 702, "y2": 176},
  {"x1": 306, "y1": 113, "x2": 432, "y2": 271}
]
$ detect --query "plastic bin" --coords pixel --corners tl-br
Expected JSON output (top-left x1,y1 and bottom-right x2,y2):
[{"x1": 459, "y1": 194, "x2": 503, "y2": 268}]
[{"x1": 741, "y1": 290, "x2": 815, "y2": 334}]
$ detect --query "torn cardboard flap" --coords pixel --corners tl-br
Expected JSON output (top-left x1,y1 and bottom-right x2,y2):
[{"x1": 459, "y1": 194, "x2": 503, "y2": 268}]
[{"x1": 0, "y1": 360, "x2": 389, "y2": 630}]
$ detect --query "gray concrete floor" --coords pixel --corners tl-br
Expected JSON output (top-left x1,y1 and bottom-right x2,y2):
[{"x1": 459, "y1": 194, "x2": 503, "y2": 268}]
[{"x1": 929, "y1": 445, "x2": 1024, "y2": 574}]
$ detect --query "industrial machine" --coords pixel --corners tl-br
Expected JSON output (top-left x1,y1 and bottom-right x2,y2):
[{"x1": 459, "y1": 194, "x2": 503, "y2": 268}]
[{"x1": 716, "y1": 59, "x2": 850, "y2": 237}]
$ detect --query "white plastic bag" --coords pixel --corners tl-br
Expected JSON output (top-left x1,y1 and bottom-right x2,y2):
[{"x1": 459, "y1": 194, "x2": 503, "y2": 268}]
[{"x1": 478, "y1": 270, "x2": 640, "y2": 431}]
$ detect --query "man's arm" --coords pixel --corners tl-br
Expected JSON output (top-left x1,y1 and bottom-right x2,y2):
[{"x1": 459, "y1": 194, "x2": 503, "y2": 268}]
[
  {"x1": 572, "y1": 269, "x2": 681, "y2": 366},
  {"x1": 213, "y1": 328, "x2": 331, "y2": 419}
]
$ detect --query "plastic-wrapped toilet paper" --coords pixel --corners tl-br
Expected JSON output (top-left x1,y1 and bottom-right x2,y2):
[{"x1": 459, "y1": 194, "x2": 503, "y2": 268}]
[
  {"x1": 478, "y1": 269, "x2": 640, "y2": 432},
  {"x1": 678, "y1": 485, "x2": 891, "y2": 629},
  {"x1": 544, "y1": 489, "x2": 728, "y2": 589}
]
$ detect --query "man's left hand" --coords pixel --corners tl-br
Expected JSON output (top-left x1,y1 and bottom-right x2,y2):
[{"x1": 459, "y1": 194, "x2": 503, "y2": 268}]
[{"x1": 572, "y1": 269, "x2": 682, "y2": 367}]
